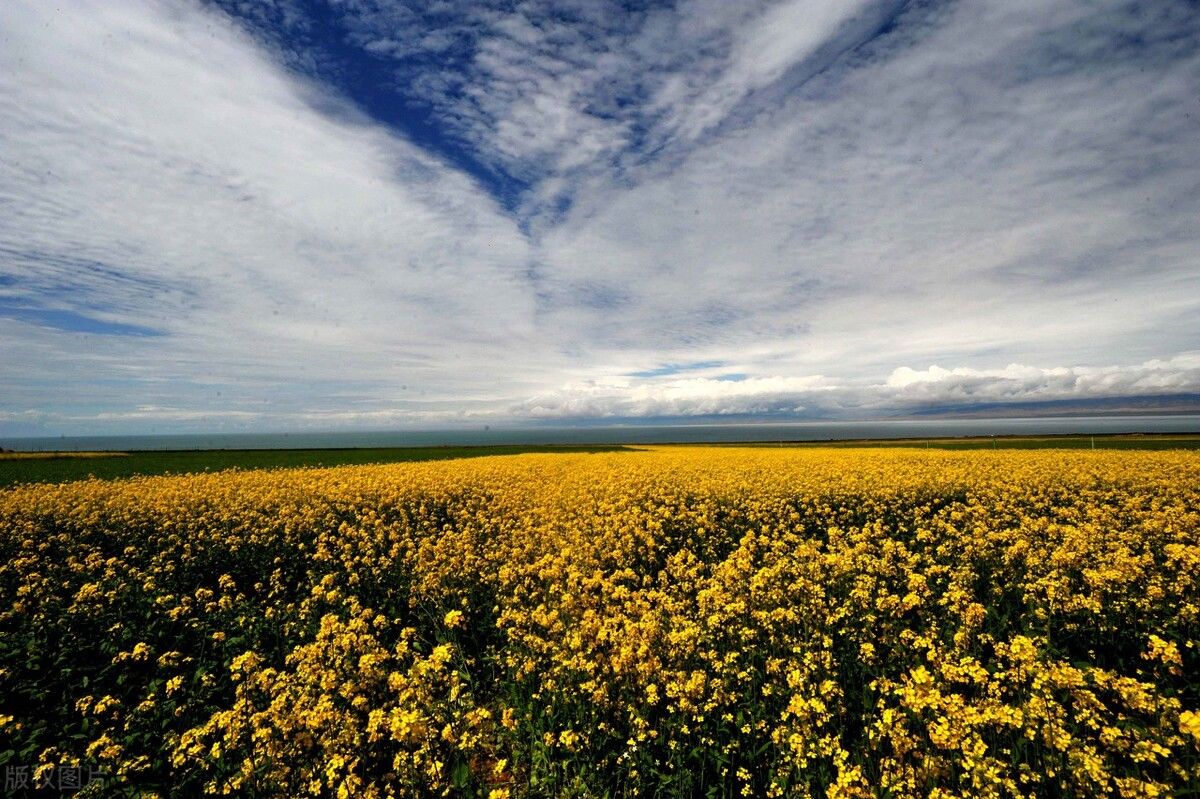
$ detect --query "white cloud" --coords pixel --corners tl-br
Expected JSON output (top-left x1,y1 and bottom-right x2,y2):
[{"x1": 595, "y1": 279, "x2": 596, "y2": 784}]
[
  {"x1": 883, "y1": 355, "x2": 1200, "y2": 406},
  {"x1": 517, "y1": 354, "x2": 1200, "y2": 420},
  {"x1": 519, "y1": 374, "x2": 835, "y2": 418}
]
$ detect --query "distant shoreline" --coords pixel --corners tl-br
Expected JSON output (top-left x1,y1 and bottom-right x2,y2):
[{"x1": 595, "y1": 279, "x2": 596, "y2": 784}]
[{"x1": 5, "y1": 414, "x2": 1200, "y2": 454}]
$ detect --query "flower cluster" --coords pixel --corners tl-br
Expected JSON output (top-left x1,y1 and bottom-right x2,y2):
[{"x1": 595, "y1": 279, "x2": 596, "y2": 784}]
[{"x1": 0, "y1": 448, "x2": 1197, "y2": 797}]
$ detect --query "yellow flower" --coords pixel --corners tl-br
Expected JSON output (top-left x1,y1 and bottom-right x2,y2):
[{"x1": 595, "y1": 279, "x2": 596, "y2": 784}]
[
  {"x1": 429, "y1": 643, "x2": 453, "y2": 668},
  {"x1": 1180, "y1": 710, "x2": 1200, "y2": 743}
]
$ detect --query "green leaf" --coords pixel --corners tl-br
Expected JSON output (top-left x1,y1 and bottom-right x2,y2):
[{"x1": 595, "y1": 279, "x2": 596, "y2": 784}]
[{"x1": 451, "y1": 760, "x2": 471, "y2": 789}]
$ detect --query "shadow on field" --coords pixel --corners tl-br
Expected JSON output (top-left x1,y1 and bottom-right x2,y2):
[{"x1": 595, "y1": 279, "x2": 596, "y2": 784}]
[{"x1": 0, "y1": 445, "x2": 641, "y2": 488}]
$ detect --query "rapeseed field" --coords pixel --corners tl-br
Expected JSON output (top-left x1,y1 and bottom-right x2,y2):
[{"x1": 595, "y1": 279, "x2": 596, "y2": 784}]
[{"x1": 0, "y1": 448, "x2": 1197, "y2": 797}]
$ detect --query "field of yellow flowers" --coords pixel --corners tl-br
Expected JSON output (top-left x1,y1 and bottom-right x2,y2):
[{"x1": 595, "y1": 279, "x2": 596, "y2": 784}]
[{"x1": 1, "y1": 447, "x2": 1198, "y2": 798}]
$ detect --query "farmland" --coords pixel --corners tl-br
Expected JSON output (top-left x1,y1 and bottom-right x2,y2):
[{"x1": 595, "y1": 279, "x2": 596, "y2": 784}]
[
  {"x1": 0, "y1": 445, "x2": 634, "y2": 489},
  {"x1": 1, "y1": 447, "x2": 1198, "y2": 797}
]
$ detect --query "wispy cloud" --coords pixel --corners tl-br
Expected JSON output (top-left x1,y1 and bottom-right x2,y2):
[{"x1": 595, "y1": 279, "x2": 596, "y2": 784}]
[
  {"x1": 215, "y1": 0, "x2": 901, "y2": 212},
  {"x1": 532, "y1": 0, "x2": 1200, "y2": 379},
  {"x1": 0, "y1": 0, "x2": 557, "y2": 431}
]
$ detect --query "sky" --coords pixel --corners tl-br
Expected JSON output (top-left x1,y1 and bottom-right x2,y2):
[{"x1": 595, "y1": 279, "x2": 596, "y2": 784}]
[{"x1": 1, "y1": 0, "x2": 1199, "y2": 435}]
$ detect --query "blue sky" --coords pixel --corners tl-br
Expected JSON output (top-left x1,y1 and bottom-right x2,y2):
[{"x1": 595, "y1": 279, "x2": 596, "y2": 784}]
[{"x1": 1, "y1": 0, "x2": 1199, "y2": 435}]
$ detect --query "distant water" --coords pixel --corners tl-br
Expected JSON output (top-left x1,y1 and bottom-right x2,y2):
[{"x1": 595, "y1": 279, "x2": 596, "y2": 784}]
[{"x1": 5, "y1": 415, "x2": 1200, "y2": 452}]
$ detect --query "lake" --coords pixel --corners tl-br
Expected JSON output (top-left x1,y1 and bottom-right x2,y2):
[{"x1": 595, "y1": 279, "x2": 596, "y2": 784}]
[{"x1": 5, "y1": 415, "x2": 1200, "y2": 451}]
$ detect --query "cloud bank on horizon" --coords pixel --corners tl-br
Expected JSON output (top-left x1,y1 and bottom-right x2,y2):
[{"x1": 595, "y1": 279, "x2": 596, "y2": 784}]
[{"x1": 1, "y1": 0, "x2": 1198, "y2": 434}]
